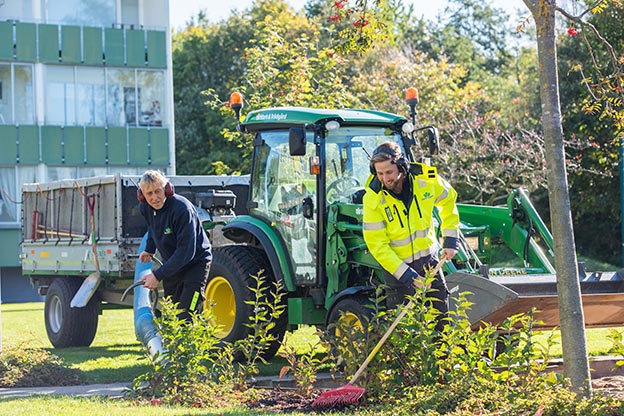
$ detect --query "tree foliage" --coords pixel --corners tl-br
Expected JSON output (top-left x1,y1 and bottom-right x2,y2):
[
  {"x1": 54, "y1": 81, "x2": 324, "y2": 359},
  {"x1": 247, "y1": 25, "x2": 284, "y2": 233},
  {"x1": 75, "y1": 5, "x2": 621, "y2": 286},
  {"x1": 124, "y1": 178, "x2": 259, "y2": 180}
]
[
  {"x1": 556, "y1": 2, "x2": 624, "y2": 264},
  {"x1": 171, "y1": 0, "x2": 621, "y2": 263}
]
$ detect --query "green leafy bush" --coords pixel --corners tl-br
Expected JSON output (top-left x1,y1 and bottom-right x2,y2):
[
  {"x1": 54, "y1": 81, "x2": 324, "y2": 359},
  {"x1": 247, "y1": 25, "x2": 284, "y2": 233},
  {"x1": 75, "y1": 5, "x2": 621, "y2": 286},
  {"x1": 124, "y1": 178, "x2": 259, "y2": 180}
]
[
  {"x1": 318, "y1": 266, "x2": 624, "y2": 414},
  {"x1": 131, "y1": 270, "x2": 286, "y2": 407},
  {"x1": 278, "y1": 334, "x2": 329, "y2": 394}
]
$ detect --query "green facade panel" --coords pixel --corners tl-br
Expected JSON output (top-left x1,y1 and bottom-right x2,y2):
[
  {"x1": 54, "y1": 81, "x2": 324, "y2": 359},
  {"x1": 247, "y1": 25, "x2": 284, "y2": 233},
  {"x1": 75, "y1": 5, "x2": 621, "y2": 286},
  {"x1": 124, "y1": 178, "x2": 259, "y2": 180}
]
[
  {"x1": 61, "y1": 26, "x2": 81, "y2": 64},
  {"x1": 0, "y1": 126, "x2": 18, "y2": 164},
  {"x1": 63, "y1": 126, "x2": 85, "y2": 164},
  {"x1": 104, "y1": 28, "x2": 124, "y2": 66},
  {"x1": 0, "y1": 21, "x2": 13, "y2": 60},
  {"x1": 150, "y1": 128, "x2": 169, "y2": 165},
  {"x1": 129, "y1": 128, "x2": 149, "y2": 165},
  {"x1": 15, "y1": 22, "x2": 37, "y2": 62},
  {"x1": 38, "y1": 24, "x2": 59, "y2": 63},
  {"x1": 0, "y1": 229, "x2": 21, "y2": 267},
  {"x1": 83, "y1": 26, "x2": 103, "y2": 65},
  {"x1": 125, "y1": 29, "x2": 145, "y2": 67},
  {"x1": 17, "y1": 125, "x2": 39, "y2": 164},
  {"x1": 41, "y1": 126, "x2": 63, "y2": 164},
  {"x1": 146, "y1": 31, "x2": 166, "y2": 68},
  {"x1": 107, "y1": 127, "x2": 127, "y2": 165},
  {"x1": 85, "y1": 127, "x2": 107, "y2": 164}
]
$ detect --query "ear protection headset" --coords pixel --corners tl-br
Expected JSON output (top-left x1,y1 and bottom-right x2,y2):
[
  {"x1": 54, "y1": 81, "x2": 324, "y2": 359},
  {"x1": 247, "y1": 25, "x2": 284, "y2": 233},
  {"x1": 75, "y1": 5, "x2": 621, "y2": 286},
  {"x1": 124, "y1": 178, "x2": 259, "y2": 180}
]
[
  {"x1": 369, "y1": 146, "x2": 410, "y2": 175},
  {"x1": 137, "y1": 182, "x2": 174, "y2": 203}
]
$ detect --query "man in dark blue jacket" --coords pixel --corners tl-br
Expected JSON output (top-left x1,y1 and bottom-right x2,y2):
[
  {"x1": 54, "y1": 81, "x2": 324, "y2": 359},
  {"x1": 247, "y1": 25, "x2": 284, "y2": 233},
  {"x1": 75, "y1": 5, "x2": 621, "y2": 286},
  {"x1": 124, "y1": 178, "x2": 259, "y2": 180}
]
[{"x1": 137, "y1": 170, "x2": 212, "y2": 321}]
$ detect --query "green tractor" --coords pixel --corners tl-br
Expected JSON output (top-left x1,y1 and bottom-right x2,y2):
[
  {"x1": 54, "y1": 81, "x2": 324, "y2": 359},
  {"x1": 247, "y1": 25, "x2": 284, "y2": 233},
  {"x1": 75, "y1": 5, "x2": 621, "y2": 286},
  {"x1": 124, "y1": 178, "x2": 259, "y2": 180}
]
[{"x1": 204, "y1": 91, "x2": 624, "y2": 358}]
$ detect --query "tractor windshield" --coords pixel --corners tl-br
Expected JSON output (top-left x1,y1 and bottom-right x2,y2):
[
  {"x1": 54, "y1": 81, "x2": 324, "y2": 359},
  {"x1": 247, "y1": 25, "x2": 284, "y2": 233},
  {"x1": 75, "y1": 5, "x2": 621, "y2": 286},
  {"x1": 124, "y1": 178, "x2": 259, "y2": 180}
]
[{"x1": 324, "y1": 126, "x2": 403, "y2": 204}]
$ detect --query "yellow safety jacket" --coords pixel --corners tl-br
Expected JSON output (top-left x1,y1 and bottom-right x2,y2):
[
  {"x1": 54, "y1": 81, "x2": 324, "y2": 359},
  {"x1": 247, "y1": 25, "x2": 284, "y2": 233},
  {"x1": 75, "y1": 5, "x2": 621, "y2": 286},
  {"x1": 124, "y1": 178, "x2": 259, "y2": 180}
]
[{"x1": 362, "y1": 162, "x2": 460, "y2": 282}]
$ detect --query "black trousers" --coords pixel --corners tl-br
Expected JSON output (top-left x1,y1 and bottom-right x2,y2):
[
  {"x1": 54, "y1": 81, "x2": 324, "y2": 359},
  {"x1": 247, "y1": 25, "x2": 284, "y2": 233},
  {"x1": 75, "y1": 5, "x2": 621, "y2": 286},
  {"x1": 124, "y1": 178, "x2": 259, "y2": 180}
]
[
  {"x1": 162, "y1": 260, "x2": 210, "y2": 322},
  {"x1": 383, "y1": 260, "x2": 449, "y2": 332}
]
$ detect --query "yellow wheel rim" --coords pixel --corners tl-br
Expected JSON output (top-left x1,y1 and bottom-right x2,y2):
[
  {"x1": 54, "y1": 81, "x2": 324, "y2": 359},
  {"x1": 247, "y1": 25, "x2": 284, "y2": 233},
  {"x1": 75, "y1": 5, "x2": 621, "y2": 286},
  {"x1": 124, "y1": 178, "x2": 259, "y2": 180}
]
[
  {"x1": 204, "y1": 276, "x2": 235, "y2": 339},
  {"x1": 335, "y1": 311, "x2": 364, "y2": 337}
]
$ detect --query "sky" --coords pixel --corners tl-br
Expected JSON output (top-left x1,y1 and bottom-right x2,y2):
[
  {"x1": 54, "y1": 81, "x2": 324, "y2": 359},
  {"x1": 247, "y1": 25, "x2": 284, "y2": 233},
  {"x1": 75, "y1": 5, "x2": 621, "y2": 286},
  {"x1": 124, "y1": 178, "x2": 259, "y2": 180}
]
[{"x1": 169, "y1": 0, "x2": 528, "y2": 30}]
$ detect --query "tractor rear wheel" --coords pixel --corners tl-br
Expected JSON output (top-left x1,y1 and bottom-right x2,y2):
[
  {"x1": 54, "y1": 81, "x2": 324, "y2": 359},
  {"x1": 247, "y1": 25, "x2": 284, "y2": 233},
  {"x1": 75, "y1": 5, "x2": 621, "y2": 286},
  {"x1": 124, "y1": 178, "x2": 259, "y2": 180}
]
[
  {"x1": 204, "y1": 245, "x2": 287, "y2": 359},
  {"x1": 44, "y1": 277, "x2": 100, "y2": 348}
]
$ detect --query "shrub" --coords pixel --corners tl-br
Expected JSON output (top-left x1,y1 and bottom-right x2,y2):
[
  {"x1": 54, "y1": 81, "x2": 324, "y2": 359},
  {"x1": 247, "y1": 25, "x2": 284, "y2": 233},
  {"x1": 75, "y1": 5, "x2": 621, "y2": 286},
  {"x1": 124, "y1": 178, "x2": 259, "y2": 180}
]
[
  {"x1": 318, "y1": 265, "x2": 624, "y2": 414},
  {"x1": 131, "y1": 270, "x2": 286, "y2": 407},
  {"x1": 278, "y1": 334, "x2": 329, "y2": 395}
]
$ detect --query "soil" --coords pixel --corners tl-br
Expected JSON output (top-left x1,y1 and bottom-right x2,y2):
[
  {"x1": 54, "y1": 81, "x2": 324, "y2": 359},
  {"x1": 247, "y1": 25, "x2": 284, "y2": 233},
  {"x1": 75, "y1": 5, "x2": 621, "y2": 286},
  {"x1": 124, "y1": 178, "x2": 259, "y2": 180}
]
[
  {"x1": 592, "y1": 376, "x2": 624, "y2": 400},
  {"x1": 244, "y1": 377, "x2": 624, "y2": 413},
  {"x1": 247, "y1": 388, "x2": 317, "y2": 413}
]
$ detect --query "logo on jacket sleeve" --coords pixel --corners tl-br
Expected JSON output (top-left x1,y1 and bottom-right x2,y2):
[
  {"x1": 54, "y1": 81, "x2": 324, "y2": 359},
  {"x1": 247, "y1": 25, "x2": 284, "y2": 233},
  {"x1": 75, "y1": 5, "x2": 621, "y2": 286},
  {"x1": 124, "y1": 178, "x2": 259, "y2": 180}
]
[
  {"x1": 164, "y1": 227, "x2": 172, "y2": 235},
  {"x1": 422, "y1": 191, "x2": 433, "y2": 200}
]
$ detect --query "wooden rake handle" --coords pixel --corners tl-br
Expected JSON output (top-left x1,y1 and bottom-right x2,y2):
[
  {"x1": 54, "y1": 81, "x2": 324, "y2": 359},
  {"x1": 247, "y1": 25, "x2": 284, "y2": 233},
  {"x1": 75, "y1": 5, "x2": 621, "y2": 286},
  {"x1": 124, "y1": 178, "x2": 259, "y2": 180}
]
[{"x1": 349, "y1": 256, "x2": 447, "y2": 385}]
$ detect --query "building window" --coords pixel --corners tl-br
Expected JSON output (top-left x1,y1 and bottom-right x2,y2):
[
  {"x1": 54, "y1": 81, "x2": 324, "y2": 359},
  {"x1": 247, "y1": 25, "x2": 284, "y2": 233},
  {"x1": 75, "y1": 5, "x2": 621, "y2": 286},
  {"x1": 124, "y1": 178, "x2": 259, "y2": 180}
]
[
  {"x1": 46, "y1": 66, "x2": 165, "y2": 127},
  {"x1": 0, "y1": 166, "x2": 37, "y2": 225},
  {"x1": 121, "y1": 0, "x2": 140, "y2": 26},
  {"x1": 44, "y1": 0, "x2": 116, "y2": 27},
  {"x1": 107, "y1": 68, "x2": 138, "y2": 127},
  {"x1": 137, "y1": 71, "x2": 163, "y2": 127},
  {"x1": 46, "y1": 65, "x2": 76, "y2": 125},
  {"x1": 76, "y1": 68, "x2": 106, "y2": 126},
  {"x1": 0, "y1": 63, "x2": 35, "y2": 125}
]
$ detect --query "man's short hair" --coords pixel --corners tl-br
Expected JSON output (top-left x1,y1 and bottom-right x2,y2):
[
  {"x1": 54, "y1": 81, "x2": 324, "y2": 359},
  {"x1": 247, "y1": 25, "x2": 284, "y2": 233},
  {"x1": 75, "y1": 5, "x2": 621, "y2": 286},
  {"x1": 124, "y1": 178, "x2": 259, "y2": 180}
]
[{"x1": 139, "y1": 170, "x2": 168, "y2": 189}]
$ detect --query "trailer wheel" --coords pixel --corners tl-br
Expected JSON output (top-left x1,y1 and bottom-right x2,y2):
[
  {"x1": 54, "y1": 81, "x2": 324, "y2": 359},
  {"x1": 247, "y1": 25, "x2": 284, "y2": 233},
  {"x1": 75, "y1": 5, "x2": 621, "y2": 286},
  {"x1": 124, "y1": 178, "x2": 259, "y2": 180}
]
[
  {"x1": 44, "y1": 277, "x2": 100, "y2": 348},
  {"x1": 205, "y1": 245, "x2": 287, "y2": 360}
]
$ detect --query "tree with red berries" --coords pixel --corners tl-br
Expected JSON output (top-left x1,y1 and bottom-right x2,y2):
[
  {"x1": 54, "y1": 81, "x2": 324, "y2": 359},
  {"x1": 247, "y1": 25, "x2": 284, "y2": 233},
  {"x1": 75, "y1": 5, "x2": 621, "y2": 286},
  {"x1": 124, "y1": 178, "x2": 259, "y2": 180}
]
[
  {"x1": 520, "y1": 0, "x2": 624, "y2": 396},
  {"x1": 332, "y1": 0, "x2": 624, "y2": 396}
]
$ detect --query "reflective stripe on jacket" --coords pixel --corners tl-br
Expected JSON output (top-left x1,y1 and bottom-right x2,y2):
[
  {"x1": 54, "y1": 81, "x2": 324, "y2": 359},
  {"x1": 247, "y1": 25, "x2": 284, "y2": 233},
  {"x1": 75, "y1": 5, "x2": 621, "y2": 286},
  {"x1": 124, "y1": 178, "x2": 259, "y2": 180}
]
[{"x1": 362, "y1": 162, "x2": 460, "y2": 281}]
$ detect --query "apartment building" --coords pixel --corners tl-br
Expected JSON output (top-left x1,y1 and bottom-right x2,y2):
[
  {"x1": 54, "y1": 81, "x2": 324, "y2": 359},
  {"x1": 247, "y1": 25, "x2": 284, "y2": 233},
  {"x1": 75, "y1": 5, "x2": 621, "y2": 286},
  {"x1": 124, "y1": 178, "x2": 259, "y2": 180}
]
[{"x1": 0, "y1": 0, "x2": 174, "y2": 301}]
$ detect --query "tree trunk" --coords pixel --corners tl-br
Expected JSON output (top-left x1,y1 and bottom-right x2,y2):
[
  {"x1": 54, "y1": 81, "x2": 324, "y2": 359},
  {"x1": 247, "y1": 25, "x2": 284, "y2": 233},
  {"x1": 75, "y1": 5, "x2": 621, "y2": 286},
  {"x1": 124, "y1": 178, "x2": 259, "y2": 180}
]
[{"x1": 523, "y1": 0, "x2": 590, "y2": 395}]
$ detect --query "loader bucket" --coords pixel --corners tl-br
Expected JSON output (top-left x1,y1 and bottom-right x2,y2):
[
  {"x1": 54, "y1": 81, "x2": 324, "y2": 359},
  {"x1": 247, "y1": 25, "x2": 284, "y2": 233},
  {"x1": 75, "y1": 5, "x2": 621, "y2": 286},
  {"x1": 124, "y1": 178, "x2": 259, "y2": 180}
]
[{"x1": 446, "y1": 271, "x2": 624, "y2": 330}]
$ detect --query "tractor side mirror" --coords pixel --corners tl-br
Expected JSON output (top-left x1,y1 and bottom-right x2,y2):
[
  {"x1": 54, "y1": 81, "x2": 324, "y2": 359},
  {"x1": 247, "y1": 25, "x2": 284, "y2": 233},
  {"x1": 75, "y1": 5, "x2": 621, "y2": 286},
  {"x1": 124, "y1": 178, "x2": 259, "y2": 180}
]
[
  {"x1": 289, "y1": 127, "x2": 306, "y2": 156},
  {"x1": 427, "y1": 127, "x2": 440, "y2": 155}
]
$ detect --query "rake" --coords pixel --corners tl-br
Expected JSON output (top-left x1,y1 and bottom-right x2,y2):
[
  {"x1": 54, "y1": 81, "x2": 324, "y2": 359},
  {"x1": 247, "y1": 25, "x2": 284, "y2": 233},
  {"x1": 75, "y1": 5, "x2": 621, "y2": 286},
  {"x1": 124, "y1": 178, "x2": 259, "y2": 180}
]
[{"x1": 312, "y1": 257, "x2": 447, "y2": 409}]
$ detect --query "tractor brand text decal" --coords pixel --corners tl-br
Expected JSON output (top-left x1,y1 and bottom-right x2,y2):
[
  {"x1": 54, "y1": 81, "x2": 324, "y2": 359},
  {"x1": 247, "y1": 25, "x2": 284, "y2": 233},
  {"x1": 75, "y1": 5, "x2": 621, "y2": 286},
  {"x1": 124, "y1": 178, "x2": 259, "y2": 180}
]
[{"x1": 255, "y1": 113, "x2": 288, "y2": 121}]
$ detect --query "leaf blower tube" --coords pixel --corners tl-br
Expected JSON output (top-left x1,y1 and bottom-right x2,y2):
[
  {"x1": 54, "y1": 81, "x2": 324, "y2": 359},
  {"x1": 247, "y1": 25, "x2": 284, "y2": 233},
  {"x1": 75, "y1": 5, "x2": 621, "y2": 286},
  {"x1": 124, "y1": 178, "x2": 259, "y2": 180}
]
[{"x1": 132, "y1": 233, "x2": 163, "y2": 358}]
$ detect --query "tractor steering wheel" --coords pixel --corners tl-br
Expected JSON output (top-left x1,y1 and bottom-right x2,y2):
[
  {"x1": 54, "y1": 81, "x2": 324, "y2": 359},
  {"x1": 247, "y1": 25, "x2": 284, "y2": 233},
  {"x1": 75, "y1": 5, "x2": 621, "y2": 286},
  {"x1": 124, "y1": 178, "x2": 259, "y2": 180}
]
[{"x1": 326, "y1": 176, "x2": 361, "y2": 202}]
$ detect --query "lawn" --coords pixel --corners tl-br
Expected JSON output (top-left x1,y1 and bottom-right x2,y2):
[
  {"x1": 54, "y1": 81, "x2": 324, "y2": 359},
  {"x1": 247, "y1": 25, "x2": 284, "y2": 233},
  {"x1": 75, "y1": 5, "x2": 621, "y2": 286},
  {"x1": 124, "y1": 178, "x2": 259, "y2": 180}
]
[
  {"x1": 2, "y1": 301, "x2": 622, "y2": 384},
  {"x1": 0, "y1": 302, "x2": 320, "y2": 383},
  {"x1": 1, "y1": 301, "x2": 623, "y2": 415}
]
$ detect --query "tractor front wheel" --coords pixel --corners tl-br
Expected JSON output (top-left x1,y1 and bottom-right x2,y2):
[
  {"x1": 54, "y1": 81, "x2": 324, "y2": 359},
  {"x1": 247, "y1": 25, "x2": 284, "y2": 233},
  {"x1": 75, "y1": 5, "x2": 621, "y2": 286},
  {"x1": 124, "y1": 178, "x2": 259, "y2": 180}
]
[{"x1": 326, "y1": 296, "x2": 374, "y2": 364}]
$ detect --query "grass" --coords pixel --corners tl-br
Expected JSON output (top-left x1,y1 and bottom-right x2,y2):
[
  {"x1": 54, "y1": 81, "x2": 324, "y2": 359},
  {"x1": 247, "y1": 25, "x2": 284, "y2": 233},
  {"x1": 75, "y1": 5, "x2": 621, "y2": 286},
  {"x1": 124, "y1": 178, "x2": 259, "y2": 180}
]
[
  {"x1": 0, "y1": 302, "x2": 321, "y2": 384},
  {"x1": 2, "y1": 301, "x2": 622, "y2": 383},
  {"x1": 1, "y1": 300, "x2": 623, "y2": 415},
  {"x1": 0, "y1": 396, "x2": 313, "y2": 416},
  {"x1": 1, "y1": 302, "x2": 149, "y2": 384}
]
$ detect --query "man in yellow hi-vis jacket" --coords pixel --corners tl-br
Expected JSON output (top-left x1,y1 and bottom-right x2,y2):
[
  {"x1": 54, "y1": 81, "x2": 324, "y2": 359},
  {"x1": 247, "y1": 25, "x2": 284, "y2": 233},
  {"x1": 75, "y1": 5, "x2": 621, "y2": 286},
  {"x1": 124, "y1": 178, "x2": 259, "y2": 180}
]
[{"x1": 362, "y1": 142, "x2": 460, "y2": 329}]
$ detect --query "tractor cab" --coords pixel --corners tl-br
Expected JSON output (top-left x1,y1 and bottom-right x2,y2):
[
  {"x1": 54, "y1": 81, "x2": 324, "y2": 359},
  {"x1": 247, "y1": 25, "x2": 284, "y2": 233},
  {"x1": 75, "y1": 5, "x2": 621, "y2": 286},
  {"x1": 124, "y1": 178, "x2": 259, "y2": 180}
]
[{"x1": 238, "y1": 106, "x2": 413, "y2": 290}]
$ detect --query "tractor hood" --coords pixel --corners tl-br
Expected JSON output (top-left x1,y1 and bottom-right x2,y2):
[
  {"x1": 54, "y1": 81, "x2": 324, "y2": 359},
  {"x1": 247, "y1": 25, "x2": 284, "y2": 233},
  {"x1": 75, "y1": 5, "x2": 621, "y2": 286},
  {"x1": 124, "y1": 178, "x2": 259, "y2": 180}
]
[{"x1": 241, "y1": 106, "x2": 406, "y2": 132}]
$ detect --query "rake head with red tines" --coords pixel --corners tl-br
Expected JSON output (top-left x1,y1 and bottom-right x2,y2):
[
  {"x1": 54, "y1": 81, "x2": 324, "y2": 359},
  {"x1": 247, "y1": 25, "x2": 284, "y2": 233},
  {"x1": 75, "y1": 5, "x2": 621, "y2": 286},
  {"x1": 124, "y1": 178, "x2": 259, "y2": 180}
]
[{"x1": 311, "y1": 383, "x2": 365, "y2": 409}]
